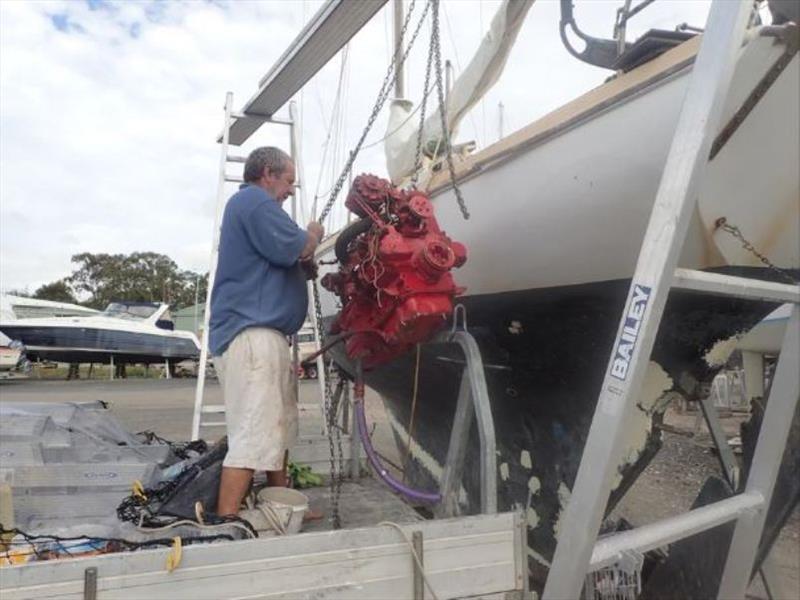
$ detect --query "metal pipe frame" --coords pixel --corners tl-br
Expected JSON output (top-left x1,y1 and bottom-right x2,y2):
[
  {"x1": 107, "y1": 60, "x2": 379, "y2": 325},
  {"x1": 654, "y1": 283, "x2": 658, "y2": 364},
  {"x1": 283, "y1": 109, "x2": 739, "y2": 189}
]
[{"x1": 435, "y1": 329, "x2": 498, "y2": 516}]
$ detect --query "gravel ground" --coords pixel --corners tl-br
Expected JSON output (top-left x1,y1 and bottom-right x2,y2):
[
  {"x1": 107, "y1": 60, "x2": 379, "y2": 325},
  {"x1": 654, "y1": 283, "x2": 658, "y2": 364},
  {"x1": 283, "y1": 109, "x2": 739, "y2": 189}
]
[{"x1": 611, "y1": 407, "x2": 799, "y2": 599}]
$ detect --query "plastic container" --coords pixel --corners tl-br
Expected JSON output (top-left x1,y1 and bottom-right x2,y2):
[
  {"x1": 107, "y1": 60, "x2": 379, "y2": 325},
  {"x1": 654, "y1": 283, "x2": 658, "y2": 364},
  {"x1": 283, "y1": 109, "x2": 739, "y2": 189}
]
[{"x1": 255, "y1": 487, "x2": 309, "y2": 535}]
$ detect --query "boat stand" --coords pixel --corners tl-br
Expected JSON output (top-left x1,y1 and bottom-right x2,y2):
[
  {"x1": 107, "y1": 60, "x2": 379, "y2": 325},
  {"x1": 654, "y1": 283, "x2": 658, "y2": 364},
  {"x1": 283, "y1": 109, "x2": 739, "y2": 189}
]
[
  {"x1": 432, "y1": 323, "x2": 498, "y2": 517},
  {"x1": 544, "y1": 2, "x2": 800, "y2": 597}
]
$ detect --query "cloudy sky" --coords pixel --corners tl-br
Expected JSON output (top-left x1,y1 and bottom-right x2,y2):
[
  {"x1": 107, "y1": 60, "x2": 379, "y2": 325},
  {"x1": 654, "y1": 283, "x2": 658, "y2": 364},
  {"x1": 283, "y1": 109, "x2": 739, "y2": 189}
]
[{"x1": 0, "y1": 0, "x2": 715, "y2": 295}]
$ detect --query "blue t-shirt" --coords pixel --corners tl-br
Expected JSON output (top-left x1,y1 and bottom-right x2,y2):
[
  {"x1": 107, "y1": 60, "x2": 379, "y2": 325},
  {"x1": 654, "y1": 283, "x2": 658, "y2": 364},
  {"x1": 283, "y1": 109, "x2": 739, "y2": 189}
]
[{"x1": 209, "y1": 184, "x2": 309, "y2": 356}]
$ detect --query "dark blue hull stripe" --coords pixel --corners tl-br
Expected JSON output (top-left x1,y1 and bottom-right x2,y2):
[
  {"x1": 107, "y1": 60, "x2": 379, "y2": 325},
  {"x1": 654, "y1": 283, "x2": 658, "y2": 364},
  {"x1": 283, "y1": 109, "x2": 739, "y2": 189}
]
[{"x1": 0, "y1": 326, "x2": 199, "y2": 363}]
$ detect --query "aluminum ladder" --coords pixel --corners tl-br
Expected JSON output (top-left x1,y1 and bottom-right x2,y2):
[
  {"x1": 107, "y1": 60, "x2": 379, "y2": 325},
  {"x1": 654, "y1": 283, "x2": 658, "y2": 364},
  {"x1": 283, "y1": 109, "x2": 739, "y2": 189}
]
[
  {"x1": 191, "y1": 93, "x2": 328, "y2": 440},
  {"x1": 543, "y1": 1, "x2": 800, "y2": 598}
]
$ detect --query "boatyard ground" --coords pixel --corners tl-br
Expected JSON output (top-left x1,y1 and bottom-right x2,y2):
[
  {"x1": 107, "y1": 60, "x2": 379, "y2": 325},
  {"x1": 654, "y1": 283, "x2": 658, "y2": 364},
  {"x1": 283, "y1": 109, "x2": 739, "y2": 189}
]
[{"x1": 0, "y1": 378, "x2": 797, "y2": 598}]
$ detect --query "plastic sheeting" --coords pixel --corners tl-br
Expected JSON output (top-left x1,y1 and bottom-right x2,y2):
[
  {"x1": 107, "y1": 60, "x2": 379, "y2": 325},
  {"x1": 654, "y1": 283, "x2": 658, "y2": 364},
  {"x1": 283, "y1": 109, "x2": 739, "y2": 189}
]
[{"x1": 0, "y1": 402, "x2": 172, "y2": 531}]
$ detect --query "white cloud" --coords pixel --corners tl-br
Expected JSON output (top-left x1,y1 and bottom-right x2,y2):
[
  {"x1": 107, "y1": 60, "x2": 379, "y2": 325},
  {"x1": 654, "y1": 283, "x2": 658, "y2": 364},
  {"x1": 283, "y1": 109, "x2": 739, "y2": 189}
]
[{"x1": 1, "y1": 0, "x2": 711, "y2": 294}]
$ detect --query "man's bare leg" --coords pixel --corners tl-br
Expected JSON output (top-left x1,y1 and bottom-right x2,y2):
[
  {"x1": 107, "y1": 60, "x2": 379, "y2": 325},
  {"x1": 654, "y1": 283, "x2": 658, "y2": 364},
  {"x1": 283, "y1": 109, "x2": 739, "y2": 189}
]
[
  {"x1": 266, "y1": 450, "x2": 289, "y2": 487},
  {"x1": 268, "y1": 450, "x2": 324, "y2": 521},
  {"x1": 217, "y1": 466, "x2": 254, "y2": 516}
]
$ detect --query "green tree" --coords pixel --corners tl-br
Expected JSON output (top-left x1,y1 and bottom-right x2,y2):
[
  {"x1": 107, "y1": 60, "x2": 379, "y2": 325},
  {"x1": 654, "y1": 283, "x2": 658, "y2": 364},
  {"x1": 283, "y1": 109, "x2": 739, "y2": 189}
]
[
  {"x1": 33, "y1": 279, "x2": 78, "y2": 304},
  {"x1": 67, "y1": 252, "x2": 207, "y2": 310}
]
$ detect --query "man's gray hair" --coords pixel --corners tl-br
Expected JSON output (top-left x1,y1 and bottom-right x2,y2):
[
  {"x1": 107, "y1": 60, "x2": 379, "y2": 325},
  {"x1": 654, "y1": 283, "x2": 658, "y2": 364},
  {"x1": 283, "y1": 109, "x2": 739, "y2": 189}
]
[{"x1": 243, "y1": 147, "x2": 292, "y2": 183}]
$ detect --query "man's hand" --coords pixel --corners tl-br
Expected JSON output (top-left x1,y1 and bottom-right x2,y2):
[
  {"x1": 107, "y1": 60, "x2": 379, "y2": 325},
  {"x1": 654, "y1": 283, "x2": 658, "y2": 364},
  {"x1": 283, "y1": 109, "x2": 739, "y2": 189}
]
[
  {"x1": 307, "y1": 221, "x2": 324, "y2": 243},
  {"x1": 300, "y1": 258, "x2": 319, "y2": 281},
  {"x1": 300, "y1": 221, "x2": 325, "y2": 260}
]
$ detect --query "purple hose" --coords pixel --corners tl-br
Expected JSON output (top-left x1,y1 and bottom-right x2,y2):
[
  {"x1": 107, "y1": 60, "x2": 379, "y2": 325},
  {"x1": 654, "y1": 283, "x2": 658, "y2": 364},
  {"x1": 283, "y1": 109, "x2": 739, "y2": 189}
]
[{"x1": 355, "y1": 399, "x2": 442, "y2": 504}]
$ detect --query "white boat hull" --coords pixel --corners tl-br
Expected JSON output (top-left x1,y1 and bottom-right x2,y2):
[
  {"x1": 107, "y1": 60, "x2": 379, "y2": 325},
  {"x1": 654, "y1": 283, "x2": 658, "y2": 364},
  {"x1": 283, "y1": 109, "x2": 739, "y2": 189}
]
[{"x1": 316, "y1": 29, "x2": 799, "y2": 589}]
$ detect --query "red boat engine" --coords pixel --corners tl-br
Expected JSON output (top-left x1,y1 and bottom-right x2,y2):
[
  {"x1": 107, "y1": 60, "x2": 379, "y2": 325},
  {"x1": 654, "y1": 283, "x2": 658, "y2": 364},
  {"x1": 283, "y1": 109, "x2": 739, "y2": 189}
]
[{"x1": 321, "y1": 174, "x2": 467, "y2": 368}]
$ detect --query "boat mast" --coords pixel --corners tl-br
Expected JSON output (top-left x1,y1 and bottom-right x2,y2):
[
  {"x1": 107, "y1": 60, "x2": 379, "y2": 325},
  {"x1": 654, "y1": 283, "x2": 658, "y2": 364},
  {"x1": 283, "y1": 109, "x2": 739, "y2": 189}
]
[{"x1": 393, "y1": 0, "x2": 405, "y2": 98}]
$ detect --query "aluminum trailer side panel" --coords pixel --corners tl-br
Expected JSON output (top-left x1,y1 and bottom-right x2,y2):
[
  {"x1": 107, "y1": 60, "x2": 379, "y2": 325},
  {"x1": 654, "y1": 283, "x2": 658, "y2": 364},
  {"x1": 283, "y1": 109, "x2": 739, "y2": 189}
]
[{"x1": 2, "y1": 512, "x2": 526, "y2": 600}]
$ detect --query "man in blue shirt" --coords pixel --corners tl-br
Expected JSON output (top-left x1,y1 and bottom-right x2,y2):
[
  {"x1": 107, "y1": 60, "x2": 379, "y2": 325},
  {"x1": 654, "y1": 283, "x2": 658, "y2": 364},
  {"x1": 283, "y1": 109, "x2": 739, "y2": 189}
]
[{"x1": 210, "y1": 146, "x2": 323, "y2": 516}]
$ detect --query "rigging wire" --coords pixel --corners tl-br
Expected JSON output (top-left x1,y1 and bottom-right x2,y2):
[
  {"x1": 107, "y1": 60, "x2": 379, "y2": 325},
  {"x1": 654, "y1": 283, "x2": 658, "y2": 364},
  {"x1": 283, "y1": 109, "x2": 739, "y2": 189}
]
[
  {"x1": 478, "y1": 0, "x2": 487, "y2": 147},
  {"x1": 441, "y1": 1, "x2": 483, "y2": 148},
  {"x1": 311, "y1": 44, "x2": 350, "y2": 221},
  {"x1": 330, "y1": 45, "x2": 352, "y2": 232},
  {"x1": 317, "y1": 0, "x2": 431, "y2": 224}
]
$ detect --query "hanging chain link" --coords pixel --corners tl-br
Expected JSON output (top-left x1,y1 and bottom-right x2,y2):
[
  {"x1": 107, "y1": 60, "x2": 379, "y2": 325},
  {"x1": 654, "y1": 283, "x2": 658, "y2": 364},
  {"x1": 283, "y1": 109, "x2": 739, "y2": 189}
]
[
  {"x1": 309, "y1": 0, "x2": 436, "y2": 529},
  {"x1": 311, "y1": 279, "x2": 345, "y2": 529},
  {"x1": 310, "y1": 0, "x2": 475, "y2": 526},
  {"x1": 715, "y1": 217, "x2": 798, "y2": 284},
  {"x1": 429, "y1": 0, "x2": 470, "y2": 220},
  {"x1": 318, "y1": 0, "x2": 430, "y2": 223},
  {"x1": 410, "y1": 24, "x2": 435, "y2": 185}
]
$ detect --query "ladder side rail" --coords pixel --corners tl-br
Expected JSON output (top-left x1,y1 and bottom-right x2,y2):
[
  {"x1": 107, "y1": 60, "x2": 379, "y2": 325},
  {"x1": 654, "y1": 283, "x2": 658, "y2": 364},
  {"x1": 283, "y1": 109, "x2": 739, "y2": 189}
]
[
  {"x1": 288, "y1": 101, "x2": 302, "y2": 408},
  {"x1": 543, "y1": 2, "x2": 754, "y2": 596},
  {"x1": 718, "y1": 305, "x2": 800, "y2": 598},
  {"x1": 192, "y1": 91, "x2": 235, "y2": 441}
]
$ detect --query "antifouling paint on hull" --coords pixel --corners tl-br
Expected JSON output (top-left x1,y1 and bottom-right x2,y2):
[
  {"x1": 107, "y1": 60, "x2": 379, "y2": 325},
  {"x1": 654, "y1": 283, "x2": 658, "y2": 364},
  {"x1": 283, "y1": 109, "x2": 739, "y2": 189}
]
[{"x1": 328, "y1": 267, "x2": 795, "y2": 588}]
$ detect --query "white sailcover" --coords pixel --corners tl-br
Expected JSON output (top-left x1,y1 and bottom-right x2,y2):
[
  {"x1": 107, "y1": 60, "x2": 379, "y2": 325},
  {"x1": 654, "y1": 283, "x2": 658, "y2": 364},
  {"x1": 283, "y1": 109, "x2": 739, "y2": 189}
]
[{"x1": 385, "y1": 0, "x2": 535, "y2": 184}]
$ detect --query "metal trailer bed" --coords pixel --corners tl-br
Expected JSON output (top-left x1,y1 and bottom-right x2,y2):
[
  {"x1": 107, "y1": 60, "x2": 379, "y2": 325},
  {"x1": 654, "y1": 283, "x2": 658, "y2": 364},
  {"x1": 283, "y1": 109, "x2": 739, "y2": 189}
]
[{"x1": 2, "y1": 512, "x2": 527, "y2": 599}]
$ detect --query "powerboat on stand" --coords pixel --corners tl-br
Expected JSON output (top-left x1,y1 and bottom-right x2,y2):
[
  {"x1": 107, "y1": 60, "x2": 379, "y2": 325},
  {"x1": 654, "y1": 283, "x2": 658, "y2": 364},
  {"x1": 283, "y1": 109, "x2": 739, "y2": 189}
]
[{"x1": 0, "y1": 301, "x2": 200, "y2": 366}]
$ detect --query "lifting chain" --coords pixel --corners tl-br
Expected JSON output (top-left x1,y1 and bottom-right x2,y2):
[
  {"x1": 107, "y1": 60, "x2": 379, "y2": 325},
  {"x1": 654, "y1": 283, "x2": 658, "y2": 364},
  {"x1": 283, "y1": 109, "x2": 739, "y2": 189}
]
[
  {"x1": 410, "y1": 12, "x2": 435, "y2": 185},
  {"x1": 317, "y1": 0, "x2": 429, "y2": 224},
  {"x1": 410, "y1": 0, "x2": 470, "y2": 220},
  {"x1": 309, "y1": 0, "x2": 426, "y2": 531},
  {"x1": 714, "y1": 217, "x2": 799, "y2": 285},
  {"x1": 310, "y1": 0, "x2": 474, "y2": 527},
  {"x1": 311, "y1": 280, "x2": 345, "y2": 529},
  {"x1": 310, "y1": 0, "x2": 434, "y2": 529},
  {"x1": 429, "y1": 0, "x2": 470, "y2": 220}
]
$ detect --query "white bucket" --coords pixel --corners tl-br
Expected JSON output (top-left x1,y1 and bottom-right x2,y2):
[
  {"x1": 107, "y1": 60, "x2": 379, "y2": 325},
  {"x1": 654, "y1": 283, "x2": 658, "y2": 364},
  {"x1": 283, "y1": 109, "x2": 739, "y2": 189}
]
[{"x1": 253, "y1": 487, "x2": 309, "y2": 535}]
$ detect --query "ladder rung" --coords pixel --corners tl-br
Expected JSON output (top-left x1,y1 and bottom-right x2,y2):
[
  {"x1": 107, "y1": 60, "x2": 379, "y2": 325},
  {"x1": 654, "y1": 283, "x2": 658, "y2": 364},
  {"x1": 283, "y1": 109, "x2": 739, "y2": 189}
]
[
  {"x1": 226, "y1": 155, "x2": 247, "y2": 163},
  {"x1": 200, "y1": 420, "x2": 227, "y2": 428},
  {"x1": 673, "y1": 268, "x2": 800, "y2": 303},
  {"x1": 590, "y1": 492, "x2": 763, "y2": 570},
  {"x1": 201, "y1": 405, "x2": 226, "y2": 414},
  {"x1": 224, "y1": 174, "x2": 244, "y2": 183}
]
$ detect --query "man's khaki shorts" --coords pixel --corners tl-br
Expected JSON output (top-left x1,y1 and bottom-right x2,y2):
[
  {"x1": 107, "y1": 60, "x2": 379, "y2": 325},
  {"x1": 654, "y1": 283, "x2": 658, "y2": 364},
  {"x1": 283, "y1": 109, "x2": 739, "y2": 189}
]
[{"x1": 215, "y1": 327, "x2": 298, "y2": 471}]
